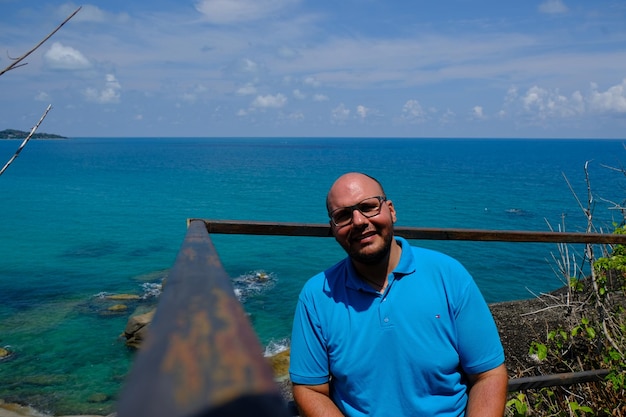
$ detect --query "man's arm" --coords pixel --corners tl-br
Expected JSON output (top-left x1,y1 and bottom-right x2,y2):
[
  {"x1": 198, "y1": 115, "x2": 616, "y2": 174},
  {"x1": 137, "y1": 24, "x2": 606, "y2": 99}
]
[
  {"x1": 465, "y1": 363, "x2": 509, "y2": 417},
  {"x1": 292, "y1": 383, "x2": 344, "y2": 417}
]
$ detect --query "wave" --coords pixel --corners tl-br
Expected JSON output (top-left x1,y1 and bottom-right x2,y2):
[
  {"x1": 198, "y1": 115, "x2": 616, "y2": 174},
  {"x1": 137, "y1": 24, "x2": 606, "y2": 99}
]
[
  {"x1": 231, "y1": 270, "x2": 276, "y2": 302},
  {"x1": 264, "y1": 337, "x2": 290, "y2": 357}
]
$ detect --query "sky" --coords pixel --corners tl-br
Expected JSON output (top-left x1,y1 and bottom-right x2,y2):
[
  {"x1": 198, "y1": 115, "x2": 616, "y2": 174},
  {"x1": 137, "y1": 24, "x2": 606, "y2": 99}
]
[{"x1": 0, "y1": 0, "x2": 625, "y2": 139}]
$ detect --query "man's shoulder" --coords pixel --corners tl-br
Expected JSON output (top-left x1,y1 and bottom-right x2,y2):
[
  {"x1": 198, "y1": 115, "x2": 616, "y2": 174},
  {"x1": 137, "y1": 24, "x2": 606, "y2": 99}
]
[
  {"x1": 397, "y1": 239, "x2": 471, "y2": 282},
  {"x1": 300, "y1": 258, "x2": 349, "y2": 293},
  {"x1": 398, "y1": 238, "x2": 461, "y2": 264}
]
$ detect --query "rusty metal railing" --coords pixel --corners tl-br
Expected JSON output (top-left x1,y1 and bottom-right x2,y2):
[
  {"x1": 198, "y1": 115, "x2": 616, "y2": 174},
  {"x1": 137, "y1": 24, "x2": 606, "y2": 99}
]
[
  {"x1": 116, "y1": 220, "x2": 291, "y2": 417},
  {"x1": 199, "y1": 219, "x2": 626, "y2": 243},
  {"x1": 116, "y1": 219, "x2": 626, "y2": 417}
]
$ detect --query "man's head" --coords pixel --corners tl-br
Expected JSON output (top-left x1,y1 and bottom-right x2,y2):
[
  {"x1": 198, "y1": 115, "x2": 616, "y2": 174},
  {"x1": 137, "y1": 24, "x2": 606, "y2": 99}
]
[{"x1": 326, "y1": 172, "x2": 397, "y2": 265}]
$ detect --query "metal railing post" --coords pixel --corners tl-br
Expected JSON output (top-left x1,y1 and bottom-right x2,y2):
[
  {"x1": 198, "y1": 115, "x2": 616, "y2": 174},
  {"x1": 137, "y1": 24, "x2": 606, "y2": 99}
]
[{"x1": 116, "y1": 220, "x2": 290, "y2": 417}]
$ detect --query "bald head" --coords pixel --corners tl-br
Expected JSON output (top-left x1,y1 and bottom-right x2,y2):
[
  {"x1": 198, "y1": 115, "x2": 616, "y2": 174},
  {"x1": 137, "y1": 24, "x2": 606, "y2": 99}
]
[{"x1": 326, "y1": 172, "x2": 386, "y2": 213}]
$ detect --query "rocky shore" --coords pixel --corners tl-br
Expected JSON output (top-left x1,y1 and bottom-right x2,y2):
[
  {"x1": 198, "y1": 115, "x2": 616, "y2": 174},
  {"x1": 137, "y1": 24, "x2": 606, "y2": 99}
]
[{"x1": 0, "y1": 289, "x2": 573, "y2": 417}]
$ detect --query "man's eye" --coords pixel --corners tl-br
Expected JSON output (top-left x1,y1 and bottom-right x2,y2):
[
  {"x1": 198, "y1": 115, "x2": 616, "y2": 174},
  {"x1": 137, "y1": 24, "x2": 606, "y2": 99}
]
[
  {"x1": 334, "y1": 211, "x2": 351, "y2": 222},
  {"x1": 359, "y1": 204, "x2": 378, "y2": 213}
]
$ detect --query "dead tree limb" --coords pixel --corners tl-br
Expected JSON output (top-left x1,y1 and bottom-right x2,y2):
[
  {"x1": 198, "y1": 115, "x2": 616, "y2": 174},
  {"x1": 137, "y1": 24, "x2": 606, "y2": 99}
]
[
  {"x1": 0, "y1": 7, "x2": 81, "y2": 177},
  {"x1": 0, "y1": 6, "x2": 82, "y2": 77},
  {"x1": 0, "y1": 104, "x2": 52, "y2": 176}
]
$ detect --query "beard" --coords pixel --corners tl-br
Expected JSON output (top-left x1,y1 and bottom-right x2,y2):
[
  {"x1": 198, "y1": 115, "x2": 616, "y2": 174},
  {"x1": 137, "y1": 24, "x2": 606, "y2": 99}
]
[{"x1": 347, "y1": 231, "x2": 394, "y2": 265}]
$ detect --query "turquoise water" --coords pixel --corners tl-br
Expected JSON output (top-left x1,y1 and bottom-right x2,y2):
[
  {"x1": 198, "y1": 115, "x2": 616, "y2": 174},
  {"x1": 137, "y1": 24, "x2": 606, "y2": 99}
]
[{"x1": 0, "y1": 137, "x2": 624, "y2": 414}]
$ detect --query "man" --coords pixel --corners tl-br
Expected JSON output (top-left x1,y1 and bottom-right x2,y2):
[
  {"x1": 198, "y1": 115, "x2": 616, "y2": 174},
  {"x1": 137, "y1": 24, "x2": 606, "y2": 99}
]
[{"x1": 289, "y1": 172, "x2": 508, "y2": 416}]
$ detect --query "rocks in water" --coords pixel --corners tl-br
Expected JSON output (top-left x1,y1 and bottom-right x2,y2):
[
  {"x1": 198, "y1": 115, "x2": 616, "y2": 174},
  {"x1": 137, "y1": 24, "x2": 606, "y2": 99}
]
[
  {"x1": 0, "y1": 347, "x2": 11, "y2": 360},
  {"x1": 105, "y1": 294, "x2": 141, "y2": 301},
  {"x1": 0, "y1": 399, "x2": 50, "y2": 417},
  {"x1": 267, "y1": 349, "x2": 290, "y2": 381},
  {"x1": 122, "y1": 310, "x2": 155, "y2": 348},
  {"x1": 87, "y1": 393, "x2": 110, "y2": 403},
  {"x1": 0, "y1": 398, "x2": 118, "y2": 416},
  {"x1": 81, "y1": 292, "x2": 155, "y2": 317}
]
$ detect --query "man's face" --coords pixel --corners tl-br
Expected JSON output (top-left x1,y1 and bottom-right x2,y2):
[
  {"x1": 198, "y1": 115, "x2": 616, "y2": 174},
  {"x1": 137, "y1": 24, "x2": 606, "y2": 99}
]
[{"x1": 327, "y1": 174, "x2": 396, "y2": 265}]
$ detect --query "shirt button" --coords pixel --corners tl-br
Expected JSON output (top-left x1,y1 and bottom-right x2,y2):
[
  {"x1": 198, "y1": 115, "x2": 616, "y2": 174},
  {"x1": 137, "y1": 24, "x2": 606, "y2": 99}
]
[{"x1": 383, "y1": 317, "x2": 389, "y2": 323}]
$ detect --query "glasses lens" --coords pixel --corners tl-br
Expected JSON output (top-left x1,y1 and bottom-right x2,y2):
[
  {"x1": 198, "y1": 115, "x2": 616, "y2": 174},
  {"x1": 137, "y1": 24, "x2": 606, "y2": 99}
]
[
  {"x1": 331, "y1": 209, "x2": 352, "y2": 226},
  {"x1": 357, "y1": 197, "x2": 383, "y2": 217},
  {"x1": 330, "y1": 196, "x2": 384, "y2": 226}
]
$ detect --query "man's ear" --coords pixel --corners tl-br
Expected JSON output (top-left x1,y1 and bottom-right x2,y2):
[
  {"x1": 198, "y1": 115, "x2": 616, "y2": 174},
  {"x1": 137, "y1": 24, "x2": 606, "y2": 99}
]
[
  {"x1": 329, "y1": 220, "x2": 338, "y2": 236},
  {"x1": 387, "y1": 200, "x2": 397, "y2": 223}
]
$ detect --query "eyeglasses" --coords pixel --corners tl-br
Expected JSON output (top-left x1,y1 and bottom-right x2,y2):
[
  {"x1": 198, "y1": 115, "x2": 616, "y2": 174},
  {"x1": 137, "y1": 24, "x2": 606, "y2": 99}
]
[{"x1": 329, "y1": 196, "x2": 387, "y2": 227}]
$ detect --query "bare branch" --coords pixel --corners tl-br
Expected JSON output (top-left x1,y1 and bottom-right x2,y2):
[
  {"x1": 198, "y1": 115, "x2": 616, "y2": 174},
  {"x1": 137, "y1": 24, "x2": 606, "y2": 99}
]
[
  {"x1": 0, "y1": 104, "x2": 53, "y2": 176},
  {"x1": 561, "y1": 171, "x2": 587, "y2": 215},
  {"x1": 0, "y1": 6, "x2": 82, "y2": 77}
]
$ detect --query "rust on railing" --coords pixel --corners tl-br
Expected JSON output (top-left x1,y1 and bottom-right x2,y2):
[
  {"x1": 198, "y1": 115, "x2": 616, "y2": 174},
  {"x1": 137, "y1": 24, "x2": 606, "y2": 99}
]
[
  {"x1": 117, "y1": 219, "x2": 624, "y2": 416},
  {"x1": 116, "y1": 220, "x2": 291, "y2": 417}
]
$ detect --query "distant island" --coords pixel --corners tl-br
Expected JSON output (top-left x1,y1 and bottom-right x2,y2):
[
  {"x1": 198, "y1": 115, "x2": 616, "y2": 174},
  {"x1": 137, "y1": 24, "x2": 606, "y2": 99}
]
[{"x1": 0, "y1": 129, "x2": 66, "y2": 139}]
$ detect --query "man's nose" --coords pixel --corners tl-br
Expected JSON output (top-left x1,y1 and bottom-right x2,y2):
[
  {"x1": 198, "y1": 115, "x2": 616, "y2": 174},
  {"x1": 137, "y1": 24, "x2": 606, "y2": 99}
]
[{"x1": 351, "y1": 208, "x2": 368, "y2": 225}]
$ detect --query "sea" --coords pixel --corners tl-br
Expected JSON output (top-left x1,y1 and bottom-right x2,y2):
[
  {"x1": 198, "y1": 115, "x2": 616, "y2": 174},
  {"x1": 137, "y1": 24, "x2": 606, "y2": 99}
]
[{"x1": 0, "y1": 137, "x2": 624, "y2": 415}]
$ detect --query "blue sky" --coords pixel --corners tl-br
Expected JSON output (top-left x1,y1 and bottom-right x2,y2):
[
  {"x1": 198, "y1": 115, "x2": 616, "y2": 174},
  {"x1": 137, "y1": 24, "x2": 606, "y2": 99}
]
[{"x1": 0, "y1": 0, "x2": 625, "y2": 138}]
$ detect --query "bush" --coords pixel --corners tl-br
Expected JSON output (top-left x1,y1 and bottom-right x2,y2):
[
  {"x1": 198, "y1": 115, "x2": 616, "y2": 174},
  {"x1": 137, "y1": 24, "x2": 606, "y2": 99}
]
[{"x1": 506, "y1": 226, "x2": 626, "y2": 416}]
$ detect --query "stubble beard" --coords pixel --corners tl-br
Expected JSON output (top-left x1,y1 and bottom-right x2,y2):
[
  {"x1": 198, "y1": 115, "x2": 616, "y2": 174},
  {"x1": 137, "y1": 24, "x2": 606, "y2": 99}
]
[{"x1": 348, "y1": 232, "x2": 393, "y2": 265}]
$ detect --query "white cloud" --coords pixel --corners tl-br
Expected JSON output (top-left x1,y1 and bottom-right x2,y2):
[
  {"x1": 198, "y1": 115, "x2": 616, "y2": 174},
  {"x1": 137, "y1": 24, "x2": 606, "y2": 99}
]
[
  {"x1": 242, "y1": 58, "x2": 259, "y2": 73},
  {"x1": 313, "y1": 94, "x2": 328, "y2": 102},
  {"x1": 84, "y1": 74, "x2": 121, "y2": 104},
  {"x1": 59, "y1": 4, "x2": 130, "y2": 23},
  {"x1": 178, "y1": 84, "x2": 208, "y2": 103},
  {"x1": 44, "y1": 42, "x2": 91, "y2": 70},
  {"x1": 278, "y1": 47, "x2": 299, "y2": 59},
  {"x1": 304, "y1": 76, "x2": 321, "y2": 87},
  {"x1": 356, "y1": 105, "x2": 369, "y2": 119},
  {"x1": 538, "y1": 0, "x2": 569, "y2": 14},
  {"x1": 237, "y1": 83, "x2": 257, "y2": 95},
  {"x1": 288, "y1": 111, "x2": 304, "y2": 120},
  {"x1": 439, "y1": 109, "x2": 456, "y2": 125},
  {"x1": 520, "y1": 85, "x2": 584, "y2": 119},
  {"x1": 472, "y1": 106, "x2": 485, "y2": 119},
  {"x1": 401, "y1": 99, "x2": 427, "y2": 123},
  {"x1": 331, "y1": 103, "x2": 350, "y2": 123},
  {"x1": 293, "y1": 89, "x2": 306, "y2": 99},
  {"x1": 35, "y1": 91, "x2": 50, "y2": 102},
  {"x1": 252, "y1": 93, "x2": 287, "y2": 108},
  {"x1": 182, "y1": 93, "x2": 197, "y2": 103},
  {"x1": 589, "y1": 79, "x2": 626, "y2": 113},
  {"x1": 75, "y1": 4, "x2": 108, "y2": 22},
  {"x1": 195, "y1": 0, "x2": 297, "y2": 24}
]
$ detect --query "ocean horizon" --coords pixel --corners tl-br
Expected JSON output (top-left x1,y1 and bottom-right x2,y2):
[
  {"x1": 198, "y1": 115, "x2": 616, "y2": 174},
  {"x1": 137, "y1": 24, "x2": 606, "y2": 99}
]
[{"x1": 0, "y1": 136, "x2": 624, "y2": 415}]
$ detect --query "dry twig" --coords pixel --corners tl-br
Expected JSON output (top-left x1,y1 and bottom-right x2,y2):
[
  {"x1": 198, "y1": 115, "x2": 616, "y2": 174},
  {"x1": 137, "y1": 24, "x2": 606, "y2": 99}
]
[
  {"x1": 0, "y1": 104, "x2": 53, "y2": 176},
  {"x1": 1, "y1": 6, "x2": 81, "y2": 176},
  {"x1": 0, "y1": 7, "x2": 81, "y2": 77}
]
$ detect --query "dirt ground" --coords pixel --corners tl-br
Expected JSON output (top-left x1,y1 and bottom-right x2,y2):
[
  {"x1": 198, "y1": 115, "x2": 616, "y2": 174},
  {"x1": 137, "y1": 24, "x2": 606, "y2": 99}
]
[{"x1": 490, "y1": 289, "x2": 573, "y2": 373}]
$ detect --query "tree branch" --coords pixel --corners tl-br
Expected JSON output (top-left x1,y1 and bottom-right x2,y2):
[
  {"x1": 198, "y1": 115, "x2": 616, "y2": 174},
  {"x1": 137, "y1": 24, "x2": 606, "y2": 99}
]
[
  {"x1": 0, "y1": 6, "x2": 81, "y2": 77},
  {"x1": 0, "y1": 104, "x2": 53, "y2": 176}
]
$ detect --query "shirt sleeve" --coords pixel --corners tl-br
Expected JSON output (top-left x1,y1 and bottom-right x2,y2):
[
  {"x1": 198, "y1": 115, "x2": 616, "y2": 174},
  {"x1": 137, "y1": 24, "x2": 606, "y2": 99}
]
[
  {"x1": 289, "y1": 287, "x2": 331, "y2": 386},
  {"x1": 453, "y1": 271, "x2": 505, "y2": 375}
]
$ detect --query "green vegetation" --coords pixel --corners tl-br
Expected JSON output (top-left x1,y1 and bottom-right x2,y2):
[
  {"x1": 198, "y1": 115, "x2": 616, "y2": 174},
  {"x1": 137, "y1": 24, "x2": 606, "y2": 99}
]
[
  {"x1": 0, "y1": 128, "x2": 66, "y2": 139},
  {"x1": 505, "y1": 206, "x2": 626, "y2": 414}
]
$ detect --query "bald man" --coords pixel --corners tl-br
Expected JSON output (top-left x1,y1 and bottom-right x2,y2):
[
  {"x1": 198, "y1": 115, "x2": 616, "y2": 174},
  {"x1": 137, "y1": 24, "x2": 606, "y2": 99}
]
[{"x1": 289, "y1": 172, "x2": 507, "y2": 417}]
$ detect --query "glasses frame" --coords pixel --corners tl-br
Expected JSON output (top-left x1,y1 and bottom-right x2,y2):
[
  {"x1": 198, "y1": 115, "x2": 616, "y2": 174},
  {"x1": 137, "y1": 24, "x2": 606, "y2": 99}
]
[{"x1": 328, "y1": 195, "x2": 387, "y2": 227}]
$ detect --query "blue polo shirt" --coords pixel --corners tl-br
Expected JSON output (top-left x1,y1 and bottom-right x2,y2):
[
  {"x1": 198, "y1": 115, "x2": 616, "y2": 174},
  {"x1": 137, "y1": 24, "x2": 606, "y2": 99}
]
[{"x1": 289, "y1": 237, "x2": 504, "y2": 417}]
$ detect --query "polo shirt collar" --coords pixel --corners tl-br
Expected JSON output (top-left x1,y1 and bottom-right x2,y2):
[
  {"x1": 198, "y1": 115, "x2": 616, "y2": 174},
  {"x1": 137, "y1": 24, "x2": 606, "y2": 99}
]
[
  {"x1": 393, "y1": 236, "x2": 416, "y2": 276},
  {"x1": 344, "y1": 236, "x2": 415, "y2": 291}
]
